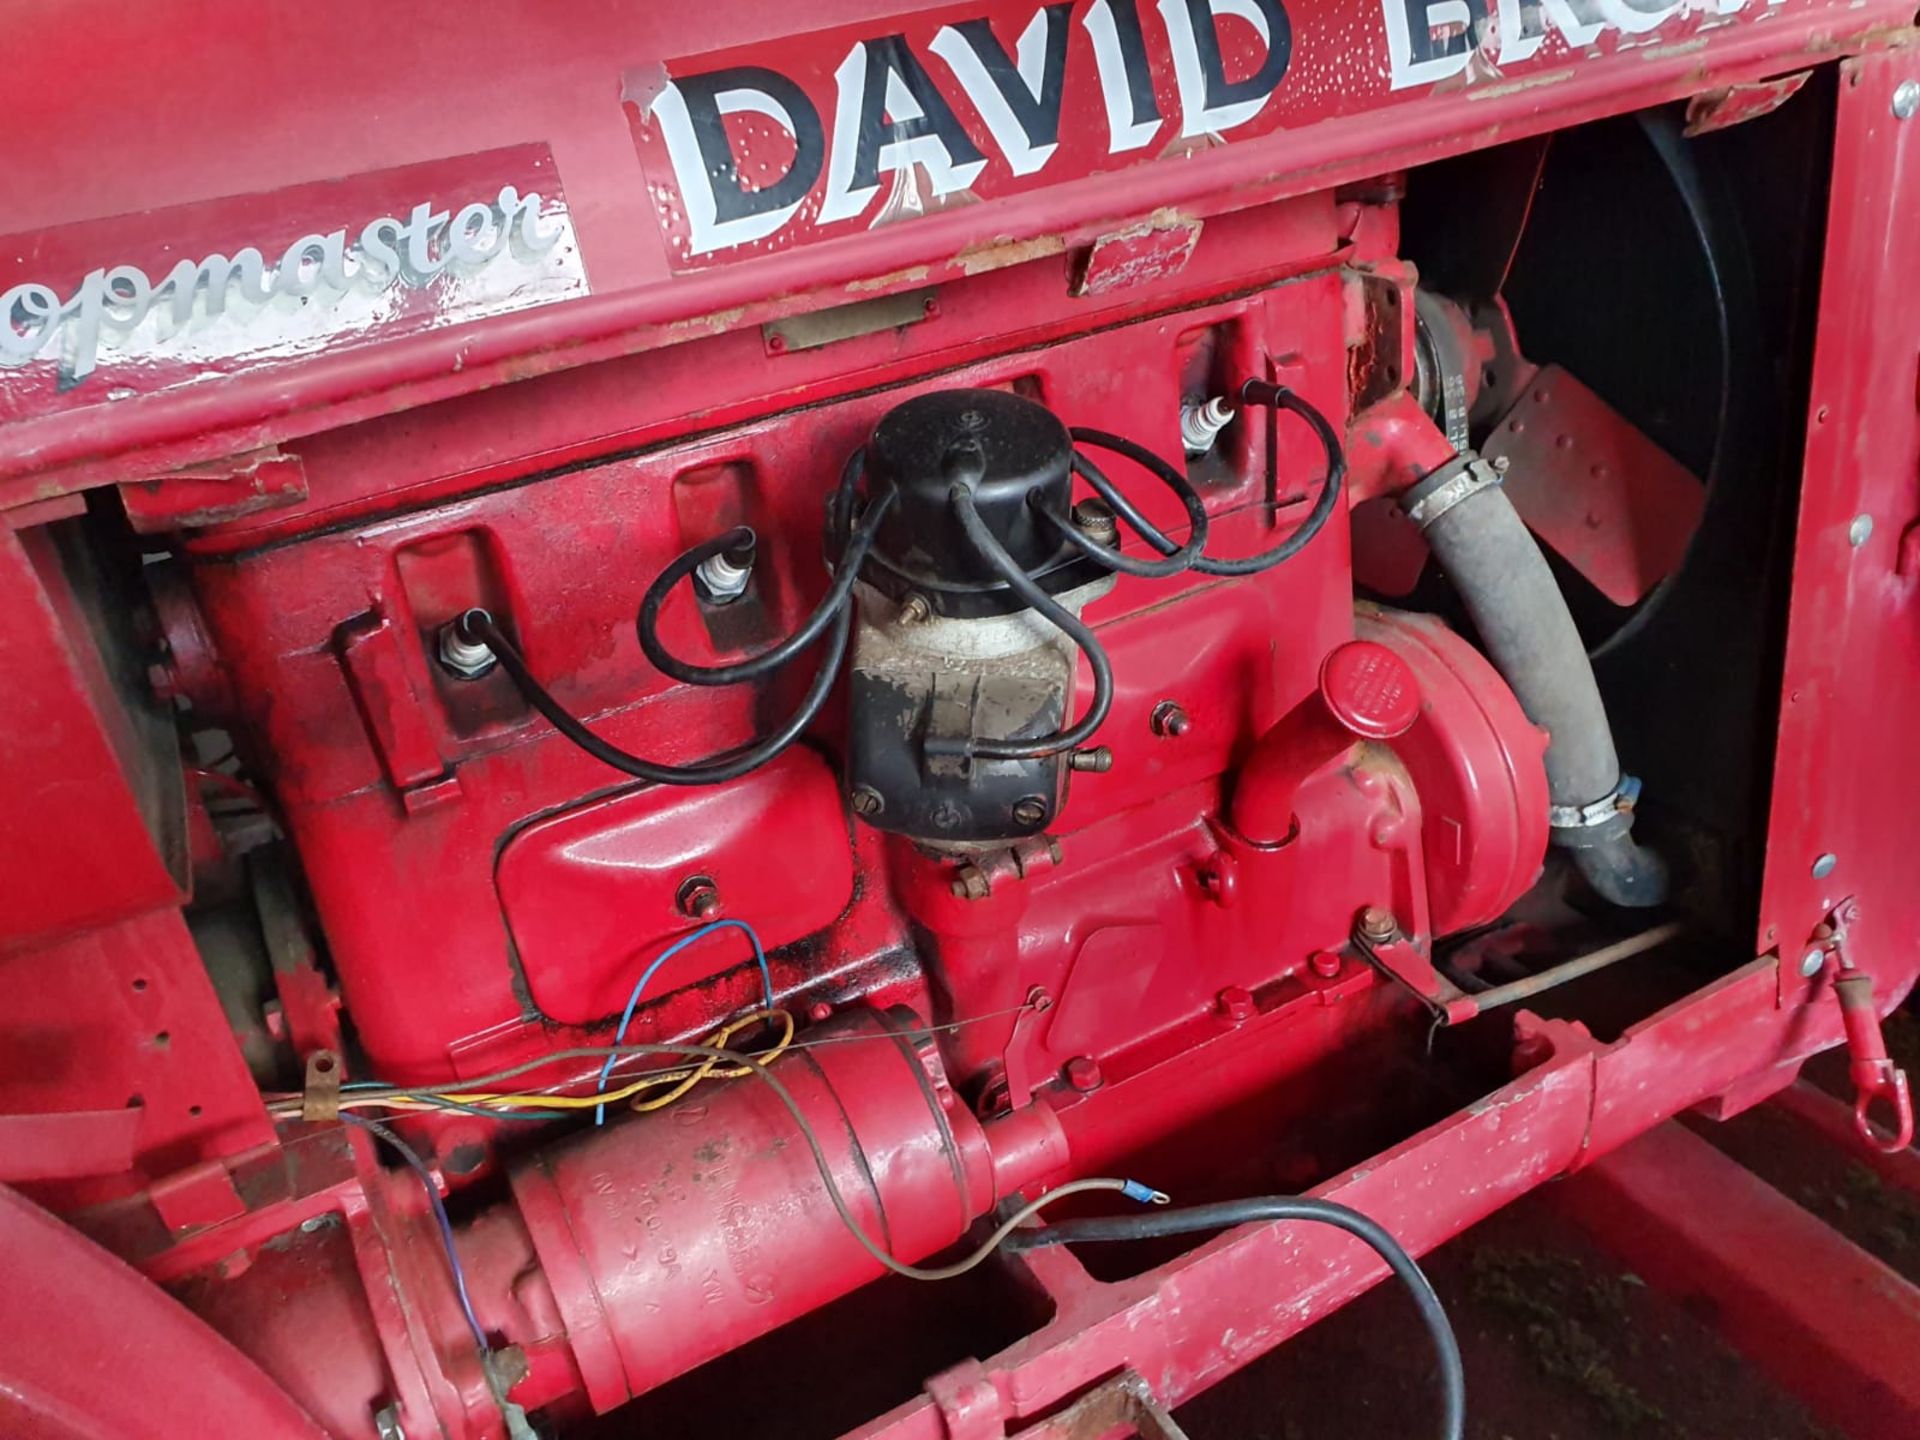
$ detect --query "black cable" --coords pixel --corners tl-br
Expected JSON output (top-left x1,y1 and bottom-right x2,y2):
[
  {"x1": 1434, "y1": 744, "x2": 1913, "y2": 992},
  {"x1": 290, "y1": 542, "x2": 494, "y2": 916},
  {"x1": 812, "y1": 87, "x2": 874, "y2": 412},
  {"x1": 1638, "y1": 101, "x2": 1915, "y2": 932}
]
[
  {"x1": 936, "y1": 482, "x2": 1114, "y2": 761},
  {"x1": 1034, "y1": 444, "x2": 1210, "y2": 578},
  {"x1": 1006, "y1": 1195, "x2": 1464, "y2": 1440},
  {"x1": 636, "y1": 454, "x2": 893, "y2": 686},
  {"x1": 1090, "y1": 383, "x2": 1345, "y2": 577},
  {"x1": 462, "y1": 604, "x2": 849, "y2": 787}
]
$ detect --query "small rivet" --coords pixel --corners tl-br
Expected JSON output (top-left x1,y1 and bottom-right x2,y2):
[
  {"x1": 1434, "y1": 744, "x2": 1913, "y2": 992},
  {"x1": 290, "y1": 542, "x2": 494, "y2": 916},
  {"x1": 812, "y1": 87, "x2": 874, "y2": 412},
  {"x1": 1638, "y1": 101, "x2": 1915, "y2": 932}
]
[
  {"x1": 1800, "y1": 948, "x2": 1826, "y2": 978},
  {"x1": 1894, "y1": 80, "x2": 1920, "y2": 119},
  {"x1": 1811, "y1": 852, "x2": 1838, "y2": 879},
  {"x1": 1849, "y1": 514, "x2": 1874, "y2": 547}
]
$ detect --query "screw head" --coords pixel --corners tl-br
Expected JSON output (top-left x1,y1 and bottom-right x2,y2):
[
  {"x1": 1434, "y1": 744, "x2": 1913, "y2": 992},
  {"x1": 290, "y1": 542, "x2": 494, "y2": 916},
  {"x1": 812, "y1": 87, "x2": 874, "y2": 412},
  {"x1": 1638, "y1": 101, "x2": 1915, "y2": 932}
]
[
  {"x1": 1811, "y1": 852, "x2": 1838, "y2": 880},
  {"x1": 1800, "y1": 948, "x2": 1827, "y2": 978},
  {"x1": 1895, "y1": 79, "x2": 1920, "y2": 119},
  {"x1": 1151, "y1": 700, "x2": 1191, "y2": 738},
  {"x1": 850, "y1": 787, "x2": 885, "y2": 818},
  {"x1": 1064, "y1": 1055, "x2": 1103, "y2": 1092},
  {"x1": 1012, "y1": 796, "x2": 1049, "y2": 827},
  {"x1": 1849, "y1": 514, "x2": 1874, "y2": 548}
]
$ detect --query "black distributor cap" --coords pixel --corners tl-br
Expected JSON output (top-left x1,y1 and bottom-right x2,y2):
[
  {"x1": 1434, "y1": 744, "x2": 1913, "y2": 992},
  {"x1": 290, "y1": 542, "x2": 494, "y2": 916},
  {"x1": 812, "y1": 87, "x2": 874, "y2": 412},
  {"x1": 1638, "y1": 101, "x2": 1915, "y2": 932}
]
[{"x1": 858, "y1": 387, "x2": 1099, "y2": 618}]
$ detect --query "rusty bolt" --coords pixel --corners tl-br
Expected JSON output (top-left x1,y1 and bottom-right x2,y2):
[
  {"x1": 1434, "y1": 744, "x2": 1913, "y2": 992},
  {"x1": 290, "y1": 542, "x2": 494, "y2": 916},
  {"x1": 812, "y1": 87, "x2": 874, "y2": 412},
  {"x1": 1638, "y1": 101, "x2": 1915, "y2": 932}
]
[
  {"x1": 675, "y1": 875, "x2": 721, "y2": 920},
  {"x1": 1064, "y1": 1055, "x2": 1103, "y2": 1092},
  {"x1": 1309, "y1": 950, "x2": 1343, "y2": 979},
  {"x1": 1069, "y1": 746, "x2": 1113, "y2": 772},
  {"x1": 897, "y1": 593, "x2": 932, "y2": 624},
  {"x1": 1012, "y1": 796, "x2": 1049, "y2": 827},
  {"x1": 1216, "y1": 986, "x2": 1255, "y2": 1023},
  {"x1": 850, "y1": 787, "x2": 885, "y2": 818},
  {"x1": 1150, "y1": 700, "x2": 1190, "y2": 738},
  {"x1": 1071, "y1": 497, "x2": 1119, "y2": 547},
  {"x1": 951, "y1": 863, "x2": 992, "y2": 901},
  {"x1": 1358, "y1": 906, "x2": 1399, "y2": 943}
]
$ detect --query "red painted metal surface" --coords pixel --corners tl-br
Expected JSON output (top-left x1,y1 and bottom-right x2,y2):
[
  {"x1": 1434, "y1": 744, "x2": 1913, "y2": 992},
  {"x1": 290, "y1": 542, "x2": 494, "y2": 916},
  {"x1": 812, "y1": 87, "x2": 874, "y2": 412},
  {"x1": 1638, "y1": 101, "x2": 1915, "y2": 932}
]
[
  {"x1": 0, "y1": 1184, "x2": 329, "y2": 1440},
  {"x1": 1, "y1": 5, "x2": 1918, "y2": 1439},
  {"x1": 0, "y1": 2, "x2": 1908, "y2": 502}
]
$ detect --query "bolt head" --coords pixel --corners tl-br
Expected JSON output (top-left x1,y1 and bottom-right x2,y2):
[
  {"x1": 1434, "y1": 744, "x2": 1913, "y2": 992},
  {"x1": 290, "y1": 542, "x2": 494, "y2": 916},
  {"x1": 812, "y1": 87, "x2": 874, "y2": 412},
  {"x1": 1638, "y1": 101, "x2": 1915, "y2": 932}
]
[
  {"x1": 1358, "y1": 906, "x2": 1399, "y2": 942},
  {"x1": 1849, "y1": 514, "x2": 1874, "y2": 548},
  {"x1": 1811, "y1": 852, "x2": 1838, "y2": 880},
  {"x1": 675, "y1": 876, "x2": 721, "y2": 920},
  {"x1": 951, "y1": 864, "x2": 992, "y2": 901},
  {"x1": 1895, "y1": 79, "x2": 1920, "y2": 119},
  {"x1": 1064, "y1": 1056, "x2": 1103, "y2": 1092},
  {"x1": 1217, "y1": 986, "x2": 1256, "y2": 1023},
  {"x1": 1309, "y1": 950, "x2": 1344, "y2": 979},
  {"x1": 1151, "y1": 700, "x2": 1191, "y2": 738},
  {"x1": 1800, "y1": 948, "x2": 1827, "y2": 978},
  {"x1": 850, "y1": 787, "x2": 885, "y2": 818}
]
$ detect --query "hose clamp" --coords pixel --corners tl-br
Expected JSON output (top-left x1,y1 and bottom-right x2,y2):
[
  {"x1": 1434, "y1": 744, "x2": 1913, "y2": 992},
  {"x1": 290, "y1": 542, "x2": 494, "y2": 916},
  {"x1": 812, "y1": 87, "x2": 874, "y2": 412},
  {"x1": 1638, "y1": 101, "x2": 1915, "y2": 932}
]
[
  {"x1": 1401, "y1": 454, "x2": 1503, "y2": 530},
  {"x1": 1548, "y1": 774, "x2": 1642, "y2": 831}
]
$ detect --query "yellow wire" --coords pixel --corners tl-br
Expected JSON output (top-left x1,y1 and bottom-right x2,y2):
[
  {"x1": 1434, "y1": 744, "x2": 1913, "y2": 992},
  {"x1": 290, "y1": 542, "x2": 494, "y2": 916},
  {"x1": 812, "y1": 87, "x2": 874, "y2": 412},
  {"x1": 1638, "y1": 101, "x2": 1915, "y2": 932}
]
[{"x1": 410, "y1": 1008, "x2": 794, "y2": 1114}]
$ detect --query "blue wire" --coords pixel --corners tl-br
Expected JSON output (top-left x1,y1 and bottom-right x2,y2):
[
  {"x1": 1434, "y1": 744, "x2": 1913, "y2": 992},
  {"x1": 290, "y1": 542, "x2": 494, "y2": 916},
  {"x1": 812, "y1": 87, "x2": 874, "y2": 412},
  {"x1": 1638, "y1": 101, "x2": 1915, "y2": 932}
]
[
  {"x1": 339, "y1": 1112, "x2": 490, "y2": 1358},
  {"x1": 594, "y1": 918, "x2": 773, "y2": 1126}
]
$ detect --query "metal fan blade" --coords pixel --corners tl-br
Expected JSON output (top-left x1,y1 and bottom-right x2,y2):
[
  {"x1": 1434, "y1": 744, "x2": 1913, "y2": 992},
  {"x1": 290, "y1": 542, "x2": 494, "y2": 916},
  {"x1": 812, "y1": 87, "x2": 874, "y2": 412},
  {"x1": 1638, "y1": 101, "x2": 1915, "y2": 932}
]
[{"x1": 1479, "y1": 365, "x2": 1706, "y2": 607}]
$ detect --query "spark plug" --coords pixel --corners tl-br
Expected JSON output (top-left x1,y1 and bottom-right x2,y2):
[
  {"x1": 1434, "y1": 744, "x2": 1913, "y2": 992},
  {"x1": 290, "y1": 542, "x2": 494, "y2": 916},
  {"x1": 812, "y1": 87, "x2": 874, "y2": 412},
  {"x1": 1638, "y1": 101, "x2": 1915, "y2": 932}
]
[{"x1": 1180, "y1": 396, "x2": 1235, "y2": 456}]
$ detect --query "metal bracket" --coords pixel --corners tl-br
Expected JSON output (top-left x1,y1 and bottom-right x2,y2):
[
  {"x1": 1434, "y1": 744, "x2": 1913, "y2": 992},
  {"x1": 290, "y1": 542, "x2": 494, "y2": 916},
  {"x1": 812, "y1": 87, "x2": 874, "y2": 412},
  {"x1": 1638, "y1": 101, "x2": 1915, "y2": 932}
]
[{"x1": 1010, "y1": 1371, "x2": 1191, "y2": 1440}]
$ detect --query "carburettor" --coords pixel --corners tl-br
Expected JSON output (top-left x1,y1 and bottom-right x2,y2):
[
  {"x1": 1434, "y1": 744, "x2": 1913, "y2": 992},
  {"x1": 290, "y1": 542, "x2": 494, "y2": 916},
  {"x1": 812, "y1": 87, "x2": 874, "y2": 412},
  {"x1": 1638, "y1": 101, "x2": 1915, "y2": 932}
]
[{"x1": 845, "y1": 388, "x2": 1112, "y2": 846}]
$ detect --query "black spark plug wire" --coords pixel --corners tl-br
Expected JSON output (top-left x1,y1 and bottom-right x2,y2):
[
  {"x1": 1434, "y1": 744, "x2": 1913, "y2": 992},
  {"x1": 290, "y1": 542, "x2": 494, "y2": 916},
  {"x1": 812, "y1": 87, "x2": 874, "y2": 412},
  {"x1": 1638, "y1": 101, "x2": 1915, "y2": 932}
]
[
  {"x1": 481, "y1": 380, "x2": 1345, "y2": 784},
  {"x1": 460, "y1": 454, "x2": 884, "y2": 787}
]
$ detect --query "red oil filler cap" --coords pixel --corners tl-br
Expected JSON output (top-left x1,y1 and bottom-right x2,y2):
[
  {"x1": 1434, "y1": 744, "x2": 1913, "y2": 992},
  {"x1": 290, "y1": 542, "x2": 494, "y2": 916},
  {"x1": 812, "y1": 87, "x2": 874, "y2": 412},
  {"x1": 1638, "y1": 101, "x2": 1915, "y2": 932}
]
[{"x1": 1233, "y1": 640, "x2": 1422, "y2": 843}]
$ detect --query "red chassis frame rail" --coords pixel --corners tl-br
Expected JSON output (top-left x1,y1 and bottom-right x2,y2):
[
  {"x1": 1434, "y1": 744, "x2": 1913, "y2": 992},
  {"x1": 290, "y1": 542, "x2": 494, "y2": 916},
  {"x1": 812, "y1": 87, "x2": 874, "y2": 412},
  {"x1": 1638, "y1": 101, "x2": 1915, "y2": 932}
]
[{"x1": 4, "y1": 6, "x2": 1920, "y2": 1440}]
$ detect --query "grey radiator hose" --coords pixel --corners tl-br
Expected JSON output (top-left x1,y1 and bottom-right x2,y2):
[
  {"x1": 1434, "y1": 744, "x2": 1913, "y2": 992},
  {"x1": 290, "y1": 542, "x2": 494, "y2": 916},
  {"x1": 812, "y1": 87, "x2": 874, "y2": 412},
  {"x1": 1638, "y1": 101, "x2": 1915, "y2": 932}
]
[{"x1": 1402, "y1": 454, "x2": 1670, "y2": 908}]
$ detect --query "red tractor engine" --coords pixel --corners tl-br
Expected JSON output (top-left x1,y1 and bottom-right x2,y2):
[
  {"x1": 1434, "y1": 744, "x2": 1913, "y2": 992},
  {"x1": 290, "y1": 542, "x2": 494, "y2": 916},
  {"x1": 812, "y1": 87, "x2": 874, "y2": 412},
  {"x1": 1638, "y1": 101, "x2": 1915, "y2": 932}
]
[{"x1": 4, "y1": 4, "x2": 1919, "y2": 1439}]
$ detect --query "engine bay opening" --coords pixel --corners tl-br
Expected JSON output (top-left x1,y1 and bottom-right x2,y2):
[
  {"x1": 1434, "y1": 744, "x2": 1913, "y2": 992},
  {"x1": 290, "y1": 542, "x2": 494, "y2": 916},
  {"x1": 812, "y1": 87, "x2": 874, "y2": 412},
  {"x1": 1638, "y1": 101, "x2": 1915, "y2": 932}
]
[{"x1": 7, "y1": 35, "x2": 1915, "y2": 1439}]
